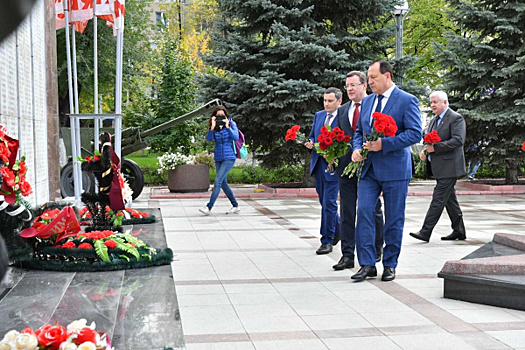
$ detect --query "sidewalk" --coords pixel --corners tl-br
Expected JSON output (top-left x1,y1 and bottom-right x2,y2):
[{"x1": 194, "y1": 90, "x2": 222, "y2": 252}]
[{"x1": 149, "y1": 186, "x2": 525, "y2": 349}]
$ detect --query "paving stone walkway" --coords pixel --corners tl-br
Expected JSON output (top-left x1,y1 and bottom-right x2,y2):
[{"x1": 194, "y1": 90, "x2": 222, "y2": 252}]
[{"x1": 2, "y1": 183, "x2": 525, "y2": 349}]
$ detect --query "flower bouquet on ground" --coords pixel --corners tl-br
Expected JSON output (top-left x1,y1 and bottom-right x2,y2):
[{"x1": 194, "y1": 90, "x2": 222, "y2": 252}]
[
  {"x1": 285, "y1": 125, "x2": 308, "y2": 144},
  {"x1": 343, "y1": 112, "x2": 398, "y2": 179},
  {"x1": 415, "y1": 130, "x2": 441, "y2": 175},
  {"x1": 314, "y1": 126, "x2": 351, "y2": 174},
  {"x1": 79, "y1": 206, "x2": 155, "y2": 226},
  {"x1": 0, "y1": 318, "x2": 113, "y2": 350}
]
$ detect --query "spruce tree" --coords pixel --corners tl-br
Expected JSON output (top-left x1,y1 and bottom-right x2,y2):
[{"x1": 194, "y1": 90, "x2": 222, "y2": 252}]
[
  {"x1": 200, "y1": 0, "x2": 403, "y2": 169},
  {"x1": 439, "y1": 0, "x2": 525, "y2": 184}
]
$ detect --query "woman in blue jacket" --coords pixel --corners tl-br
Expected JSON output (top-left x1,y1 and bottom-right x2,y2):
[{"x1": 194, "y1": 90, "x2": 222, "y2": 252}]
[{"x1": 199, "y1": 106, "x2": 241, "y2": 215}]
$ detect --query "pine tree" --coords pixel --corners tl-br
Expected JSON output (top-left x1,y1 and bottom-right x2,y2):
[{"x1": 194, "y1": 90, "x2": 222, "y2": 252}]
[
  {"x1": 200, "y1": 0, "x2": 403, "y2": 169},
  {"x1": 439, "y1": 0, "x2": 525, "y2": 184}
]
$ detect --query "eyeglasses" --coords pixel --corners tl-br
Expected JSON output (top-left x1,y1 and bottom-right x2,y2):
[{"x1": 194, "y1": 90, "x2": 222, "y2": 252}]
[{"x1": 344, "y1": 83, "x2": 364, "y2": 89}]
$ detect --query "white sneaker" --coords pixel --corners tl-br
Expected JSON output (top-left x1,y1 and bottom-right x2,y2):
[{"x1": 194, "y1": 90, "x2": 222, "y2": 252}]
[
  {"x1": 226, "y1": 206, "x2": 241, "y2": 214},
  {"x1": 199, "y1": 207, "x2": 211, "y2": 216}
]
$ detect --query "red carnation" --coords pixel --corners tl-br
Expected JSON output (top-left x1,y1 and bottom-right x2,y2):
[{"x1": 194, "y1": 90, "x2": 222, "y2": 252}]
[
  {"x1": 320, "y1": 126, "x2": 329, "y2": 134},
  {"x1": 105, "y1": 239, "x2": 117, "y2": 249},
  {"x1": 344, "y1": 135, "x2": 351, "y2": 143},
  {"x1": 336, "y1": 134, "x2": 344, "y2": 142},
  {"x1": 78, "y1": 242, "x2": 93, "y2": 249},
  {"x1": 325, "y1": 137, "x2": 333, "y2": 146},
  {"x1": 292, "y1": 125, "x2": 300, "y2": 132},
  {"x1": 319, "y1": 142, "x2": 328, "y2": 150},
  {"x1": 62, "y1": 241, "x2": 76, "y2": 249},
  {"x1": 424, "y1": 130, "x2": 441, "y2": 144},
  {"x1": 19, "y1": 179, "x2": 33, "y2": 196},
  {"x1": 332, "y1": 127, "x2": 342, "y2": 133},
  {"x1": 1, "y1": 166, "x2": 15, "y2": 187},
  {"x1": 521, "y1": 141, "x2": 525, "y2": 151}
]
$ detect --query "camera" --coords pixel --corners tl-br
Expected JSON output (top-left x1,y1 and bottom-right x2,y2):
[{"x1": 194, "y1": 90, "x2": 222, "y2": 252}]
[{"x1": 216, "y1": 118, "x2": 226, "y2": 127}]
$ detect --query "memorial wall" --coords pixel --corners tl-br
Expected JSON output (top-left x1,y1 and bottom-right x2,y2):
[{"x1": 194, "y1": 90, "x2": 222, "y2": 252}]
[{"x1": 0, "y1": 0, "x2": 50, "y2": 205}]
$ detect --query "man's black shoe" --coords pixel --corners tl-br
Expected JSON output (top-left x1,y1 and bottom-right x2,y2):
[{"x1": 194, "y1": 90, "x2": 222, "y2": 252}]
[
  {"x1": 332, "y1": 256, "x2": 354, "y2": 270},
  {"x1": 316, "y1": 243, "x2": 333, "y2": 255},
  {"x1": 351, "y1": 266, "x2": 377, "y2": 281},
  {"x1": 381, "y1": 267, "x2": 396, "y2": 281},
  {"x1": 409, "y1": 231, "x2": 430, "y2": 243},
  {"x1": 441, "y1": 232, "x2": 466, "y2": 241},
  {"x1": 332, "y1": 234, "x2": 340, "y2": 246}
]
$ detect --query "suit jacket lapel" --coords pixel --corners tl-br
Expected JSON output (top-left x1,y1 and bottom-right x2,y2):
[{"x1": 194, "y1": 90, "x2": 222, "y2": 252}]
[{"x1": 381, "y1": 87, "x2": 399, "y2": 116}]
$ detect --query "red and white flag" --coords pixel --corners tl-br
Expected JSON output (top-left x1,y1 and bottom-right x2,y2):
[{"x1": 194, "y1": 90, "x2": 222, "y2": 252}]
[{"x1": 53, "y1": 0, "x2": 125, "y2": 34}]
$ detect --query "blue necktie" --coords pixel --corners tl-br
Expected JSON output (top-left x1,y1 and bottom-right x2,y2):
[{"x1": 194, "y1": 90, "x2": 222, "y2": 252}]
[
  {"x1": 375, "y1": 95, "x2": 384, "y2": 113},
  {"x1": 371, "y1": 95, "x2": 383, "y2": 125},
  {"x1": 437, "y1": 115, "x2": 442, "y2": 127}
]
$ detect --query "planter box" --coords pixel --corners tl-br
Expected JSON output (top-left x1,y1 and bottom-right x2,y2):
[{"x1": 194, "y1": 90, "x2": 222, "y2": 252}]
[{"x1": 168, "y1": 164, "x2": 210, "y2": 193}]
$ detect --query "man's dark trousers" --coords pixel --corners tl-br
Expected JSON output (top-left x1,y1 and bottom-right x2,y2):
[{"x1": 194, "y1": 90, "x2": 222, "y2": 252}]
[
  {"x1": 420, "y1": 177, "x2": 465, "y2": 236},
  {"x1": 339, "y1": 175, "x2": 384, "y2": 259}
]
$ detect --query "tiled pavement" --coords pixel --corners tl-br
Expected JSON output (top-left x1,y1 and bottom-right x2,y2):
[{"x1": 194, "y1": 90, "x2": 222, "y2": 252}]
[
  {"x1": 151, "y1": 183, "x2": 525, "y2": 350},
  {"x1": 2, "y1": 182, "x2": 525, "y2": 349}
]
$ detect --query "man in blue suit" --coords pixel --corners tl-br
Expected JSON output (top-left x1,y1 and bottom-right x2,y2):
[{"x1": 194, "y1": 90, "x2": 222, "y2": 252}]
[
  {"x1": 334, "y1": 71, "x2": 384, "y2": 271},
  {"x1": 305, "y1": 87, "x2": 342, "y2": 255},
  {"x1": 351, "y1": 61, "x2": 422, "y2": 281}
]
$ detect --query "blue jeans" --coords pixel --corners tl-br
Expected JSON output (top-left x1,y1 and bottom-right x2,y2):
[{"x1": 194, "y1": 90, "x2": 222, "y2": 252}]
[{"x1": 207, "y1": 159, "x2": 238, "y2": 209}]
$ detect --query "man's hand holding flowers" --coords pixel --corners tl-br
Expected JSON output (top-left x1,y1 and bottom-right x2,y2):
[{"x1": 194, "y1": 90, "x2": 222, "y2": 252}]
[
  {"x1": 314, "y1": 126, "x2": 351, "y2": 173},
  {"x1": 344, "y1": 112, "x2": 398, "y2": 179},
  {"x1": 419, "y1": 130, "x2": 441, "y2": 160}
]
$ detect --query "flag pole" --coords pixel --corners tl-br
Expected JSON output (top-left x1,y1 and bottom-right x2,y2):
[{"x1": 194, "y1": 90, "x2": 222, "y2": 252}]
[
  {"x1": 64, "y1": 0, "x2": 82, "y2": 204},
  {"x1": 94, "y1": 0, "x2": 99, "y2": 118},
  {"x1": 114, "y1": 26, "x2": 123, "y2": 160},
  {"x1": 72, "y1": 28, "x2": 79, "y2": 114}
]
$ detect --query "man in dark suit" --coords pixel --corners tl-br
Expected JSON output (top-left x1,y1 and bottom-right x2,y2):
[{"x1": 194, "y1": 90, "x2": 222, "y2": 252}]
[
  {"x1": 333, "y1": 71, "x2": 384, "y2": 271},
  {"x1": 351, "y1": 60, "x2": 422, "y2": 282},
  {"x1": 410, "y1": 91, "x2": 467, "y2": 242},
  {"x1": 305, "y1": 87, "x2": 342, "y2": 255}
]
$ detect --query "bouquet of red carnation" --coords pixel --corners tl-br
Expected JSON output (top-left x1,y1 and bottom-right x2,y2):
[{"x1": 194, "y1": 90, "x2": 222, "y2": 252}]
[
  {"x1": 415, "y1": 130, "x2": 442, "y2": 174},
  {"x1": 342, "y1": 112, "x2": 398, "y2": 179},
  {"x1": 314, "y1": 126, "x2": 352, "y2": 174},
  {"x1": 285, "y1": 125, "x2": 308, "y2": 144}
]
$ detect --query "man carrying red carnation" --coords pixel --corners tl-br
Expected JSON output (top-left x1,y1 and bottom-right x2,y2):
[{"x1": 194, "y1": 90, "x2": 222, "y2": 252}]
[
  {"x1": 305, "y1": 87, "x2": 342, "y2": 255},
  {"x1": 410, "y1": 91, "x2": 467, "y2": 243},
  {"x1": 333, "y1": 71, "x2": 385, "y2": 271},
  {"x1": 350, "y1": 61, "x2": 422, "y2": 282}
]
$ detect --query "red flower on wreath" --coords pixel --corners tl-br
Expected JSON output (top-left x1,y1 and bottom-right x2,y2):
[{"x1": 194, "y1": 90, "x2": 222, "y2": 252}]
[
  {"x1": 78, "y1": 243, "x2": 93, "y2": 249},
  {"x1": 62, "y1": 241, "x2": 76, "y2": 249},
  {"x1": 35, "y1": 324, "x2": 68, "y2": 350},
  {"x1": 104, "y1": 239, "x2": 117, "y2": 249}
]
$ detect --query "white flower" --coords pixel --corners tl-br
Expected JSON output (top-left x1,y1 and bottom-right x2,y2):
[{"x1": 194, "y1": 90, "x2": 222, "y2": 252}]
[
  {"x1": 77, "y1": 342, "x2": 96, "y2": 350},
  {"x1": 0, "y1": 340, "x2": 14, "y2": 350},
  {"x1": 14, "y1": 333, "x2": 38, "y2": 350},
  {"x1": 58, "y1": 342, "x2": 78, "y2": 350},
  {"x1": 67, "y1": 319, "x2": 87, "y2": 333},
  {"x1": 67, "y1": 319, "x2": 96, "y2": 333},
  {"x1": 157, "y1": 152, "x2": 196, "y2": 173},
  {"x1": 1, "y1": 331, "x2": 18, "y2": 343}
]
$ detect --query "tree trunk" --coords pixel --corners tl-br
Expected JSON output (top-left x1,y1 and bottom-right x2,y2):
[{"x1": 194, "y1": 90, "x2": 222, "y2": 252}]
[{"x1": 505, "y1": 158, "x2": 519, "y2": 185}]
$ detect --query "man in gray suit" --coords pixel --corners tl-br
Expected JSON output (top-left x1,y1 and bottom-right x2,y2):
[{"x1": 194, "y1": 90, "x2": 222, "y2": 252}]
[{"x1": 410, "y1": 91, "x2": 467, "y2": 242}]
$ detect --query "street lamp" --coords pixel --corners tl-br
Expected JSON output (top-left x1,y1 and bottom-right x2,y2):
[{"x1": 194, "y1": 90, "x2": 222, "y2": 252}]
[{"x1": 393, "y1": 0, "x2": 409, "y2": 83}]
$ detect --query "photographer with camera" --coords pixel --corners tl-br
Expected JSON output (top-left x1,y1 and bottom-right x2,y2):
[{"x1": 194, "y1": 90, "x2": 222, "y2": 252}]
[{"x1": 199, "y1": 106, "x2": 241, "y2": 215}]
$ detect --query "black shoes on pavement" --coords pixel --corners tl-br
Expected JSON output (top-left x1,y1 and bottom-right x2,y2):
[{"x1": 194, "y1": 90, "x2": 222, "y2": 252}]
[
  {"x1": 351, "y1": 266, "x2": 377, "y2": 281},
  {"x1": 332, "y1": 257, "x2": 354, "y2": 270},
  {"x1": 316, "y1": 243, "x2": 333, "y2": 255},
  {"x1": 381, "y1": 267, "x2": 396, "y2": 281},
  {"x1": 350, "y1": 265, "x2": 396, "y2": 282},
  {"x1": 441, "y1": 232, "x2": 466, "y2": 241},
  {"x1": 409, "y1": 231, "x2": 430, "y2": 243}
]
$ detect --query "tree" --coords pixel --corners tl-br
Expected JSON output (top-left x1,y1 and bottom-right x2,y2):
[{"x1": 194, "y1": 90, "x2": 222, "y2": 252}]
[
  {"x1": 200, "y1": 0, "x2": 408, "y2": 177},
  {"x1": 439, "y1": 0, "x2": 525, "y2": 184},
  {"x1": 149, "y1": 38, "x2": 199, "y2": 154},
  {"x1": 402, "y1": 0, "x2": 456, "y2": 89}
]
